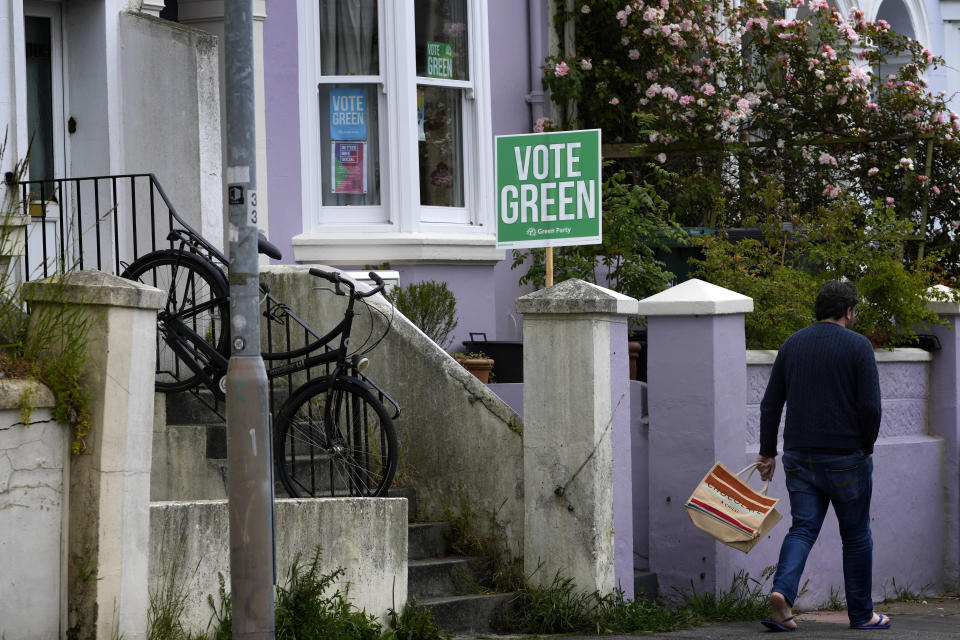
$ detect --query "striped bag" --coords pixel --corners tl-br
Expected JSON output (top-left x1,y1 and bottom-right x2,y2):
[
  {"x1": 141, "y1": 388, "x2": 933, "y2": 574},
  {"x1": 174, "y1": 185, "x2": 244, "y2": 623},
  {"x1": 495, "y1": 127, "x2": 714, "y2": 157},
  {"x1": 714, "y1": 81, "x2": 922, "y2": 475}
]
[{"x1": 685, "y1": 462, "x2": 781, "y2": 553}]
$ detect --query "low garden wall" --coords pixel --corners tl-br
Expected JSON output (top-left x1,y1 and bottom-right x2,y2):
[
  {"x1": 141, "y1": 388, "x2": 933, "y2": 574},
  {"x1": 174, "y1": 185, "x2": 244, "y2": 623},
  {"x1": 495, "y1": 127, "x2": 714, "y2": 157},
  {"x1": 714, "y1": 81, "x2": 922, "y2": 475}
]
[
  {"x1": 739, "y1": 348, "x2": 941, "y2": 607},
  {"x1": 149, "y1": 498, "x2": 408, "y2": 632},
  {"x1": 0, "y1": 379, "x2": 65, "y2": 639}
]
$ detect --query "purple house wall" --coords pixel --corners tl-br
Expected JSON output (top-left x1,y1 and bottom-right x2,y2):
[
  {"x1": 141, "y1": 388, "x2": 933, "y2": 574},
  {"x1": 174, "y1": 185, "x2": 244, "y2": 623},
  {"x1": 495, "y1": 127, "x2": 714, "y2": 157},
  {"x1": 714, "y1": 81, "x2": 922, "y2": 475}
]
[{"x1": 262, "y1": 2, "x2": 548, "y2": 348}]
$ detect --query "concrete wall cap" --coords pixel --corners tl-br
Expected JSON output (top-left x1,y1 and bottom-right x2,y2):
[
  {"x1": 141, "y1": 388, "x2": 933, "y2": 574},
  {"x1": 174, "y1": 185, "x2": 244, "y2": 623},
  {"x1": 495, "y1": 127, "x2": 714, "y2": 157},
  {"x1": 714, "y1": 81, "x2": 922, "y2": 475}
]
[
  {"x1": 747, "y1": 346, "x2": 932, "y2": 365},
  {"x1": 0, "y1": 378, "x2": 56, "y2": 410},
  {"x1": 636, "y1": 278, "x2": 753, "y2": 316},
  {"x1": 515, "y1": 278, "x2": 641, "y2": 316},
  {"x1": 926, "y1": 284, "x2": 960, "y2": 315},
  {"x1": 22, "y1": 270, "x2": 166, "y2": 310}
]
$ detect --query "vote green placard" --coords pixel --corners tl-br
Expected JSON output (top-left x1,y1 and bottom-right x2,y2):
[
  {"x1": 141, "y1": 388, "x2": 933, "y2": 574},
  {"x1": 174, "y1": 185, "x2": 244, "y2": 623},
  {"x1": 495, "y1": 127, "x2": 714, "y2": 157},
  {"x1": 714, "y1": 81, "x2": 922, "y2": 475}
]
[
  {"x1": 426, "y1": 41, "x2": 454, "y2": 79},
  {"x1": 496, "y1": 129, "x2": 602, "y2": 249}
]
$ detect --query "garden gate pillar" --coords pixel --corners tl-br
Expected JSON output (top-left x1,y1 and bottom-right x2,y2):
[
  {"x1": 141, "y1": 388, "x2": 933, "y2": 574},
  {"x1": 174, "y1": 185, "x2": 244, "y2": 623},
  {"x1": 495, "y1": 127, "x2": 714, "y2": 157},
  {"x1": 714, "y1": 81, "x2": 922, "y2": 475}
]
[
  {"x1": 23, "y1": 271, "x2": 165, "y2": 640},
  {"x1": 517, "y1": 279, "x2": 637, "y2": 598},
  {"x1": 925, "y1": 290, "x2": 960, "y2": 582},
  {"x1": 636, "y1": 279, "x2": 753, "y2": 596}
]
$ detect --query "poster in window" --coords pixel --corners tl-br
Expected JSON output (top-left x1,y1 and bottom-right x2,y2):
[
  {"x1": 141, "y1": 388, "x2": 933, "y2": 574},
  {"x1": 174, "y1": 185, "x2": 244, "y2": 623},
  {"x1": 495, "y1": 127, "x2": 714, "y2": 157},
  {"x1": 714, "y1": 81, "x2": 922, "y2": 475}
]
[
  {"x1": 426, "y1": 41, "x2": 454, "y2": 79},
  {"x1": 329, "y1": 88, "x2": 367, "y2": 140},
  {"x1": 332, "y1": 142, "x2": 367, "y2": 194},
  {"x1": 417, "y1": 88, "x2": 426, "y2": 142}
]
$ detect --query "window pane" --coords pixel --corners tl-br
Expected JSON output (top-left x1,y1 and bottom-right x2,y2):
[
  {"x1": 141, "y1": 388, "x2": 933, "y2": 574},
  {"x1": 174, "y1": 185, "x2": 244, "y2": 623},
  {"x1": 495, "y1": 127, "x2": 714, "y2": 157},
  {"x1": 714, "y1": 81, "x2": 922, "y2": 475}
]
[
  {"x1": 320, "y1": 84, "x2": 381, "y2": 206},
  {"x1": 418, "y1": 86, "x2": 463, "y2": 207},
  {"x1": 319, "y1": 0, "x2": 379, "y2": 76},
  {"x1": 25, "y1": 16, "x2": 55, "y2": 191},
  {"x1": 415, "y1": 0, "x2": 469, "y2": 81}
]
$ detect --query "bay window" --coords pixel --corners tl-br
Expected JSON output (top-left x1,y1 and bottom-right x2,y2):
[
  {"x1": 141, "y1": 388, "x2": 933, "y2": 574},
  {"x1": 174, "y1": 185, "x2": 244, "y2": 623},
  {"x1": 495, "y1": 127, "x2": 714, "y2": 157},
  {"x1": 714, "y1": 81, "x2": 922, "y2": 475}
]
[{"x1": 295, "y1": 0, "x2": 499, "y2": 263}]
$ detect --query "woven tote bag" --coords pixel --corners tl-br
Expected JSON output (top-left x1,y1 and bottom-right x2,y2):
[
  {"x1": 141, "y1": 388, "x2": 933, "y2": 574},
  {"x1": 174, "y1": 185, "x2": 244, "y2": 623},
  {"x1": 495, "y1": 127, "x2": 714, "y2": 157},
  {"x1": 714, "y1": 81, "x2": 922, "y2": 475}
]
[{"x1": 685, "y1": 462, "x2": 782, "y2": 553}]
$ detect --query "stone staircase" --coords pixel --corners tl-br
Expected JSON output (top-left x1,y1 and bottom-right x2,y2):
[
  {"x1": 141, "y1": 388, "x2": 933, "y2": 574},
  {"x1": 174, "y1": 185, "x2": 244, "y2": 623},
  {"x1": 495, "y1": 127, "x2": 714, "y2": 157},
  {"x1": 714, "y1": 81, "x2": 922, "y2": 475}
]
[
  {"x1": 154, "y1": 391, "x2": 516, "y2": 633},
  {"x1": 403, "y1": 504, "x2": 515, "y2": 634}
]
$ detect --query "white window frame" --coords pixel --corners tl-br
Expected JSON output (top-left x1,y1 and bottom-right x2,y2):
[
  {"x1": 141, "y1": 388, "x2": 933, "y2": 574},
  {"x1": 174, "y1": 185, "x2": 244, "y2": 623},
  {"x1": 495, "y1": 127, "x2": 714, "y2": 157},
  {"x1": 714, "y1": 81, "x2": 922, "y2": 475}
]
[{"x1": 295, "y1": 0, "x2": 500, "y2": 264}]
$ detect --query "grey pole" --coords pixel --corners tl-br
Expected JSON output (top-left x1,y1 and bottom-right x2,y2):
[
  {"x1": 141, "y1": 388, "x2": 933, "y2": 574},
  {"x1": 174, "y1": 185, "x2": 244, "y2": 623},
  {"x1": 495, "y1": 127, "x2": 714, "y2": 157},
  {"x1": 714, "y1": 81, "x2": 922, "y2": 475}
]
[{"x1": 224, "y1": 0, "x2": 276, "y2": 638}]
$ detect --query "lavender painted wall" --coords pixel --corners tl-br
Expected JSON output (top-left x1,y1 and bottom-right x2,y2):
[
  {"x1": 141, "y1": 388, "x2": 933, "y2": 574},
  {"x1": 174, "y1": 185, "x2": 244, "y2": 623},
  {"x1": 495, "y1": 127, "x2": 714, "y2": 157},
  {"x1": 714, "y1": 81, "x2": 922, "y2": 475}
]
[
  {"x1": 263, "y1": 3, "x2": 302, "y2": 262},
  {"x1": 647, "y1": 313, "x2": 748, "y2": 596},
  {"x1": 610, "y1": 318, "x2": 635, "y2": 596},
  {"x1": 631, "y1": 380, "x2": 650, "y2": 571}
]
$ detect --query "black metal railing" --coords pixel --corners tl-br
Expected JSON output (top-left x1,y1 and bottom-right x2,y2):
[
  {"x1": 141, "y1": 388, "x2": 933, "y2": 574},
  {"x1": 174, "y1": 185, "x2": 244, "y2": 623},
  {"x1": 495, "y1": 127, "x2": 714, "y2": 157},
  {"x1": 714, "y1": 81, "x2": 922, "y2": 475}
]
[
  {"x1": 12, "y1": 173, "x2": 398, "y2": 427},
  {"x1": 15, "y1": 173, "x2": 191, "y2": 281}
]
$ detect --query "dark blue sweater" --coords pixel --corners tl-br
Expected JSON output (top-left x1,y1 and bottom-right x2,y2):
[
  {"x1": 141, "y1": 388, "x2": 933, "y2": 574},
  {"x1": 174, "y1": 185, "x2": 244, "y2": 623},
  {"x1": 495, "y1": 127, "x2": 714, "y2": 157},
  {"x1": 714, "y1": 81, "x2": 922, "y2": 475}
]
[{"x1": 759, "y1": 322, "x2": 882, "y2": 458}]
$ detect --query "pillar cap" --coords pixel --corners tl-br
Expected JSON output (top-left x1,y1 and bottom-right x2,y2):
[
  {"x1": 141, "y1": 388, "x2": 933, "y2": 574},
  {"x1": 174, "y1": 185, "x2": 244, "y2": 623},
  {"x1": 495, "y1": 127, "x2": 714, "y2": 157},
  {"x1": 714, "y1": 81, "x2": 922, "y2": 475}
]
[
  {"x1": 926, "y1": 284, "x2": 960, "y2": 315},
  {"x1": 22, "y1": 270, "x2": 166, "y2": 310},
  {"x1": 636, "y1": 278, "x2": 753, "y2": 316},
  {"x1": 516, "y1": 279, "x2": 640, "y2": 315}
]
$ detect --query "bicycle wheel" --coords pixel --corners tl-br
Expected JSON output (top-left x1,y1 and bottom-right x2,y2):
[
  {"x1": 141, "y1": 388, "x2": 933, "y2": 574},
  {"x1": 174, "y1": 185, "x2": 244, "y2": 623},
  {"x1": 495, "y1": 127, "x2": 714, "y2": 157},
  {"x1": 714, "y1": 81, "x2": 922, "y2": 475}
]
[
  {"x1": 275, "y1": 378, "x2": 398, "y2": 498},
  {"x1": 122, "y1": 250, "x2": 230, "y2": 393}
]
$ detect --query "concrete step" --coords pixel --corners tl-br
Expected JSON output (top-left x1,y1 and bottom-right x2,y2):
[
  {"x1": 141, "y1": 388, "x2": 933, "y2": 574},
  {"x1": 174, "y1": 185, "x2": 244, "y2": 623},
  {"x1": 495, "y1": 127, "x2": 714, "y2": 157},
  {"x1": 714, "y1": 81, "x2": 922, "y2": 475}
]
[
  {"x1": 634, "y1": 569, "x2": 658, "y2": 601},
  {"x1": 389, "y1": 486, "x2": 417, "y2": 519},
  {"x1": 408, "y1": 556, "x2": 478, "y2": 600},
  {"x1": 419, "y1": 592, "x2": 515, "y2": 634},
  {"x1": 165, "y1": 390, "x2": 225, "y2": 426},
  {"x1": 408, "y1": 522, "x2": 448, "y2": 561}
]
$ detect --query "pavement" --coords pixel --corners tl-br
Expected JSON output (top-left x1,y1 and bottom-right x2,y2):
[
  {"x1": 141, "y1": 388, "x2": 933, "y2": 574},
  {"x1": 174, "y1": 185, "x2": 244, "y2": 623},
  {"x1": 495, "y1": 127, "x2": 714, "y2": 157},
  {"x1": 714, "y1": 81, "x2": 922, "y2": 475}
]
[{"x1": 452, "y1": 596, "x2": 960, "y2": 639}]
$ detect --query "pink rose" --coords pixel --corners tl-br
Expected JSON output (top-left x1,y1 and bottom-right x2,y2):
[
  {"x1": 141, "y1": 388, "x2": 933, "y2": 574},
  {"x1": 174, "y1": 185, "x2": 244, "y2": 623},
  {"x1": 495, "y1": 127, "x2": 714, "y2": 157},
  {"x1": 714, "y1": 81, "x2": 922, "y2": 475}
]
[
  {"x1": 581, "y1": 4, "x2": 591, "y2": 13},
  {"x1": 885, "y1": 197, "x2": 895, "y2": 205},
  {"x1": 629, "y1": 49, "x2": 640, "y2": 60},
  {"x1": 609, "y1": 97, "x2": 620, "y2": 105},
  {"x1": 554, "y1": 61, "x2": 570, "y2": 77},
  {"x1": 867, "y1": 167, "x2": 879, "y2": 176},
  {"x1": 656, "y1": 153, "x2": 667, "y2": 163}
]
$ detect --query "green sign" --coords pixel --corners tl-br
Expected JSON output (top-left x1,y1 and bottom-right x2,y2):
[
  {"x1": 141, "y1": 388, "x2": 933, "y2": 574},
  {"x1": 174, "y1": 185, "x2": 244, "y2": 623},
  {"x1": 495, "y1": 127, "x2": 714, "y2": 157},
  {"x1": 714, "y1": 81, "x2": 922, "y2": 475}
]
[
  {"x1": 496, "y1": 129, "x2": 602, "y2": 249},
  {"x1": 426, "y1": 41, "x2": 454, "y2": 79}
]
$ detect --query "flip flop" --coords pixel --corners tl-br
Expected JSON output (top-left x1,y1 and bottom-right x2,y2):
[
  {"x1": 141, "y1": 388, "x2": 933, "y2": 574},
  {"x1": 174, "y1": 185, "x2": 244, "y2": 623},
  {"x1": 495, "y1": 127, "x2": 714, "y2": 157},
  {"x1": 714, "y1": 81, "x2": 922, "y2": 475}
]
[
  {"x1": 761, "y1": 616, "x2": 797, "y2": 632},
  {"x1": 851, "y1": 613, "x2": 891, "y2": 630}
]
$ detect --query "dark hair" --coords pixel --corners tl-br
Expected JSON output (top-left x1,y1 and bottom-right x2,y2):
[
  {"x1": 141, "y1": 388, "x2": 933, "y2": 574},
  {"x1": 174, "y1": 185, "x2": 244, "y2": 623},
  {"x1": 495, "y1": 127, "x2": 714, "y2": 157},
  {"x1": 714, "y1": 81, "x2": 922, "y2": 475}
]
[{"x1": 814, "y1": 280, "x2": 859, "y2": 321}]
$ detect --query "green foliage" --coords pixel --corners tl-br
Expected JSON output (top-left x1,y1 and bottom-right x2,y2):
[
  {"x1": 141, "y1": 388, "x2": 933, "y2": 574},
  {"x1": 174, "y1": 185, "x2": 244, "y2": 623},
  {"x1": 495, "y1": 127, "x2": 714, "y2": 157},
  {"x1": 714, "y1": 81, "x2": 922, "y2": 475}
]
[
  {"x1": 442, "y1": 494, "x2": 525, "y2": 595},
  {"x1": 691, "y1": 194, "x2": 947, "y2": 348},
  {"x1": 148, "y1": 518, "x2": 205, "y2": 640},
  {"x1": 201, "y1": 550, "x2": 446, "y2": 640},
  {"x1": 498, "y1": 569, "x2": 772, "y2": 635},
  {"x1": 386, "y1": 600, "x2": 449, "y2": 640},
  {"x1": 512, "y1": 160, "x2": 684, "y2": 302},
  {"x1": 0, "y1": 141, "x2": 94, "y2": 454},
  {"x1": 386, "y1": 280, "x2": 458, "y2": 350}
]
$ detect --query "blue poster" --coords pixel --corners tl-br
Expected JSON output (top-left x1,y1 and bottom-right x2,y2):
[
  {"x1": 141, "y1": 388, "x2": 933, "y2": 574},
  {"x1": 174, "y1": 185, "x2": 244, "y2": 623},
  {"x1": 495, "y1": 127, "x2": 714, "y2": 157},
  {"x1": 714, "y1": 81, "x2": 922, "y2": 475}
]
[{"x1": 329, "y1": 88, "x2": 367, "y2": 140}]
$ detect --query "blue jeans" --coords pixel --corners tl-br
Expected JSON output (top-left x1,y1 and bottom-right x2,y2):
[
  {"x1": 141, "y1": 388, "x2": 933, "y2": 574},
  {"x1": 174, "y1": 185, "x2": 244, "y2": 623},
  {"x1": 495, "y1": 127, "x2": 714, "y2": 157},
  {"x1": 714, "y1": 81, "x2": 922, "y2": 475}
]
[{"x1": 771, "y1": 450, "x2": 874, "y2": 626}]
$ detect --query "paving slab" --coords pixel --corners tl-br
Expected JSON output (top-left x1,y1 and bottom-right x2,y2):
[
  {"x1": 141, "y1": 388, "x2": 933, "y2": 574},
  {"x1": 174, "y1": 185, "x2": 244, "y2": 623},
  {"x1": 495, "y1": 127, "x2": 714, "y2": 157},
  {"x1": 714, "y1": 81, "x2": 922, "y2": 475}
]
[{"x1": 452, "y1": 597, "x2": 960, "y2": 640}]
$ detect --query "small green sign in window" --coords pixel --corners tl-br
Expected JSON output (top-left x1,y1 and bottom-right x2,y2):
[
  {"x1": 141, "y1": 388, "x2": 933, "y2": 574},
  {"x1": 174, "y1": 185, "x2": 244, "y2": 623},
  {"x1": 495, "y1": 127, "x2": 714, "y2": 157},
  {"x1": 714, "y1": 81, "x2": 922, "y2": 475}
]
[{"x1": 426, "y1": 41, "x2": 454, "y2": 79}]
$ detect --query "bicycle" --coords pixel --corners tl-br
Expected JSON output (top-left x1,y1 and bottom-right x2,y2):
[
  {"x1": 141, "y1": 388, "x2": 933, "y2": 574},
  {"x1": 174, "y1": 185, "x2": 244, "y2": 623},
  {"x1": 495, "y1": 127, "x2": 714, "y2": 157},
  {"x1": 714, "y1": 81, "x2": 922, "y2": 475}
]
[{"x1": 121, "y1": 227, "x2": 400, "y2": 498}]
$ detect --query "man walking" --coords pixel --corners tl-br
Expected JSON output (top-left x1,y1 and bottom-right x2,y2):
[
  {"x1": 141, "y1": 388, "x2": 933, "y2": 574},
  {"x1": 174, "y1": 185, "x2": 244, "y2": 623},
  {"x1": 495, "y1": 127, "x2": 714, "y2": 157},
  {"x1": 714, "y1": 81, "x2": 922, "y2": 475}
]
[{"x1": 755, "y1": 280, "x2": 888, "y2": 631}]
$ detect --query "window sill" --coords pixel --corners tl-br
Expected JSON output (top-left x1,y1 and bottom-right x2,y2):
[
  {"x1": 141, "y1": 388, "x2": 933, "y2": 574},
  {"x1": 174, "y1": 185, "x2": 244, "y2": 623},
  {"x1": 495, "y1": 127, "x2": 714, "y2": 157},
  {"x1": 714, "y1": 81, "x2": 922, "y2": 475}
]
[{"x1": 292, "y1": 232, "x2": 506, "y2": 265}]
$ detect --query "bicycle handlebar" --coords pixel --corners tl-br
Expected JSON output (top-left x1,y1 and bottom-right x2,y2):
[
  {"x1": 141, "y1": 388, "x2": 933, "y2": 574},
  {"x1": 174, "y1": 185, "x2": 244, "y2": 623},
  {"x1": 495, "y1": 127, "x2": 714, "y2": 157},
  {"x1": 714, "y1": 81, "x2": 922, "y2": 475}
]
[
  {"x1": 258, "y1": 232, "x2": 282, "y2": 260},
  {"x1": 309, "y1": 268, "x2": 386, "y2": 298}
]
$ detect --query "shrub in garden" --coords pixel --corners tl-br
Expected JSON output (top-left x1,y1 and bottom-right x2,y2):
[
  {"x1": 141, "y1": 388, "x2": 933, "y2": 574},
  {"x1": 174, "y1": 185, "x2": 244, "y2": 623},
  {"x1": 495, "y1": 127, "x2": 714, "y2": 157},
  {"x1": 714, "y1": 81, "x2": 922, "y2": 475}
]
[
  {"x1": 522, "y1": 0, "x2": 960, "y2": 345},
  {"x1": 386, "y1": 280, "x2": 458, "y2": 350}
]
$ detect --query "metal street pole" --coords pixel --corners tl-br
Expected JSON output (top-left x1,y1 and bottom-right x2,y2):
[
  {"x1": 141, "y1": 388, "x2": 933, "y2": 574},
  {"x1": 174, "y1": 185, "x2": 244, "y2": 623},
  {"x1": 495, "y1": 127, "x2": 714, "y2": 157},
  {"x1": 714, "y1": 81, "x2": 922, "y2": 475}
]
[{"x1": 224, "y1": 0, "x2": 275, "y2": 638}]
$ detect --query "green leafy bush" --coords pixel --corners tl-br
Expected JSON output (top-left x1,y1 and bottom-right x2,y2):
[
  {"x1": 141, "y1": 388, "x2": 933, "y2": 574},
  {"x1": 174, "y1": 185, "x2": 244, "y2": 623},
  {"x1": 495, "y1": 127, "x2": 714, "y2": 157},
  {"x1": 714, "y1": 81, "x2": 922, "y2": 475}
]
[
  {"x1": 691, "y1": 194, "x2": 947, "y2": 348},
  {"x1": 387, "y1": 281, "x2": 458, "y2": 350}
]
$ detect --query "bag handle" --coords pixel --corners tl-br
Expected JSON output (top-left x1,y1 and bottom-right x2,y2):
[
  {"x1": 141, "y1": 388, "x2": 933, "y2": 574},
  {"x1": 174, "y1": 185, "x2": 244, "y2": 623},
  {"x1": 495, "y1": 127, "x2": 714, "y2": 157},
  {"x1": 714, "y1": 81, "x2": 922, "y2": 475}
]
[{"x1": 736, "y1": 462, "x2": 772, "y2": 496}]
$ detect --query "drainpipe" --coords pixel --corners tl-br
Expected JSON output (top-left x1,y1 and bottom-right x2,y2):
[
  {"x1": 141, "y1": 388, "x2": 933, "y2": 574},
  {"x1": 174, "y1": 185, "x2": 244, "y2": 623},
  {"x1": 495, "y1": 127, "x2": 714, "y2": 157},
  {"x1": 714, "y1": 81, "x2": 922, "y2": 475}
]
[{"x1": 526, "y1": 0, "x2": 546, "y2": 129}]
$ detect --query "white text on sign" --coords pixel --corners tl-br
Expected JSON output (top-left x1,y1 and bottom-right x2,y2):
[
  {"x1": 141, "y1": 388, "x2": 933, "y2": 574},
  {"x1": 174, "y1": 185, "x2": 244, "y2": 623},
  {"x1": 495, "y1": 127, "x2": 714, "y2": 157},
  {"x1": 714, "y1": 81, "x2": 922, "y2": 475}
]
[
  {"x1": 500, "y1": 142, "x2": 596, "y2": 223},
  {"x1": 331, "y1": 94, "x2": 365, "y2": 125}
]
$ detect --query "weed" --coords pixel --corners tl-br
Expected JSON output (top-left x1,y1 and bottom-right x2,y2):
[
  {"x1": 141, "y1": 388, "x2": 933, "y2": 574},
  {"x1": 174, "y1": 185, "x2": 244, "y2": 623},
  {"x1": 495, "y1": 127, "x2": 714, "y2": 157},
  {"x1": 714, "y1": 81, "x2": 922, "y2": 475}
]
[
  {"x1": 881, "y1": 577, "x2": 931, "y2": 603},
  {"x1": 498, "y1": 568, "x2": 776, "y2": 635},
  {"x1": 202, "y1": 549, "x2": 446, "y2": 640},
  {"x1": 823, "y1": 585, "x2": 846, "y2": 611},
  {"x1": 442, "y1": 494, "x2": 524, "y2": 594},
  {"x1": 386, "y1": 600, "x2": 449, "y2": 640},
  {"x1": 148, "y1": 516, "x2": 203, "y2": 640},
  {"x1": 677, "y1": 569, "x2": 771, "y2": 622}
]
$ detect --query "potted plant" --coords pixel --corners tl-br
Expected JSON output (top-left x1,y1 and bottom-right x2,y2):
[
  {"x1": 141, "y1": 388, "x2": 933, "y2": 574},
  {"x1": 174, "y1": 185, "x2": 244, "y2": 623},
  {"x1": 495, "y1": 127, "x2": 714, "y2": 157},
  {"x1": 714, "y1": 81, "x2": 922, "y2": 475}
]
[{"x1": 450, "y1": 351, "x2": 495, "y2": 384}]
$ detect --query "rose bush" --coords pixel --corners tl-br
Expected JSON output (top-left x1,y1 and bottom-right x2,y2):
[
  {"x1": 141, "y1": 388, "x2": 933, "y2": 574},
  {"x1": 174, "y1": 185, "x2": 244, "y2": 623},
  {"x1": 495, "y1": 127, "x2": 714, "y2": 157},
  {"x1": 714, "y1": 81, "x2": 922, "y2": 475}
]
[{"x1": 520, "y1": 0, "x2": 959, "y2": 345}]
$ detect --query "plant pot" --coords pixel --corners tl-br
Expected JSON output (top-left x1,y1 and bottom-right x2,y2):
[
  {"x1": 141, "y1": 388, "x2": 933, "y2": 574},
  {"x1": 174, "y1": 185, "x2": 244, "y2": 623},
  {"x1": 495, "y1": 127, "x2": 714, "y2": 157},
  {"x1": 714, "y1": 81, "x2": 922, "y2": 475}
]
[
  {"x1": 456, "y1": 357, "x2": 494, "y2": 384},
  {"x1": 463, "y1": 335, "x2": 523, "y2": 382}
]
